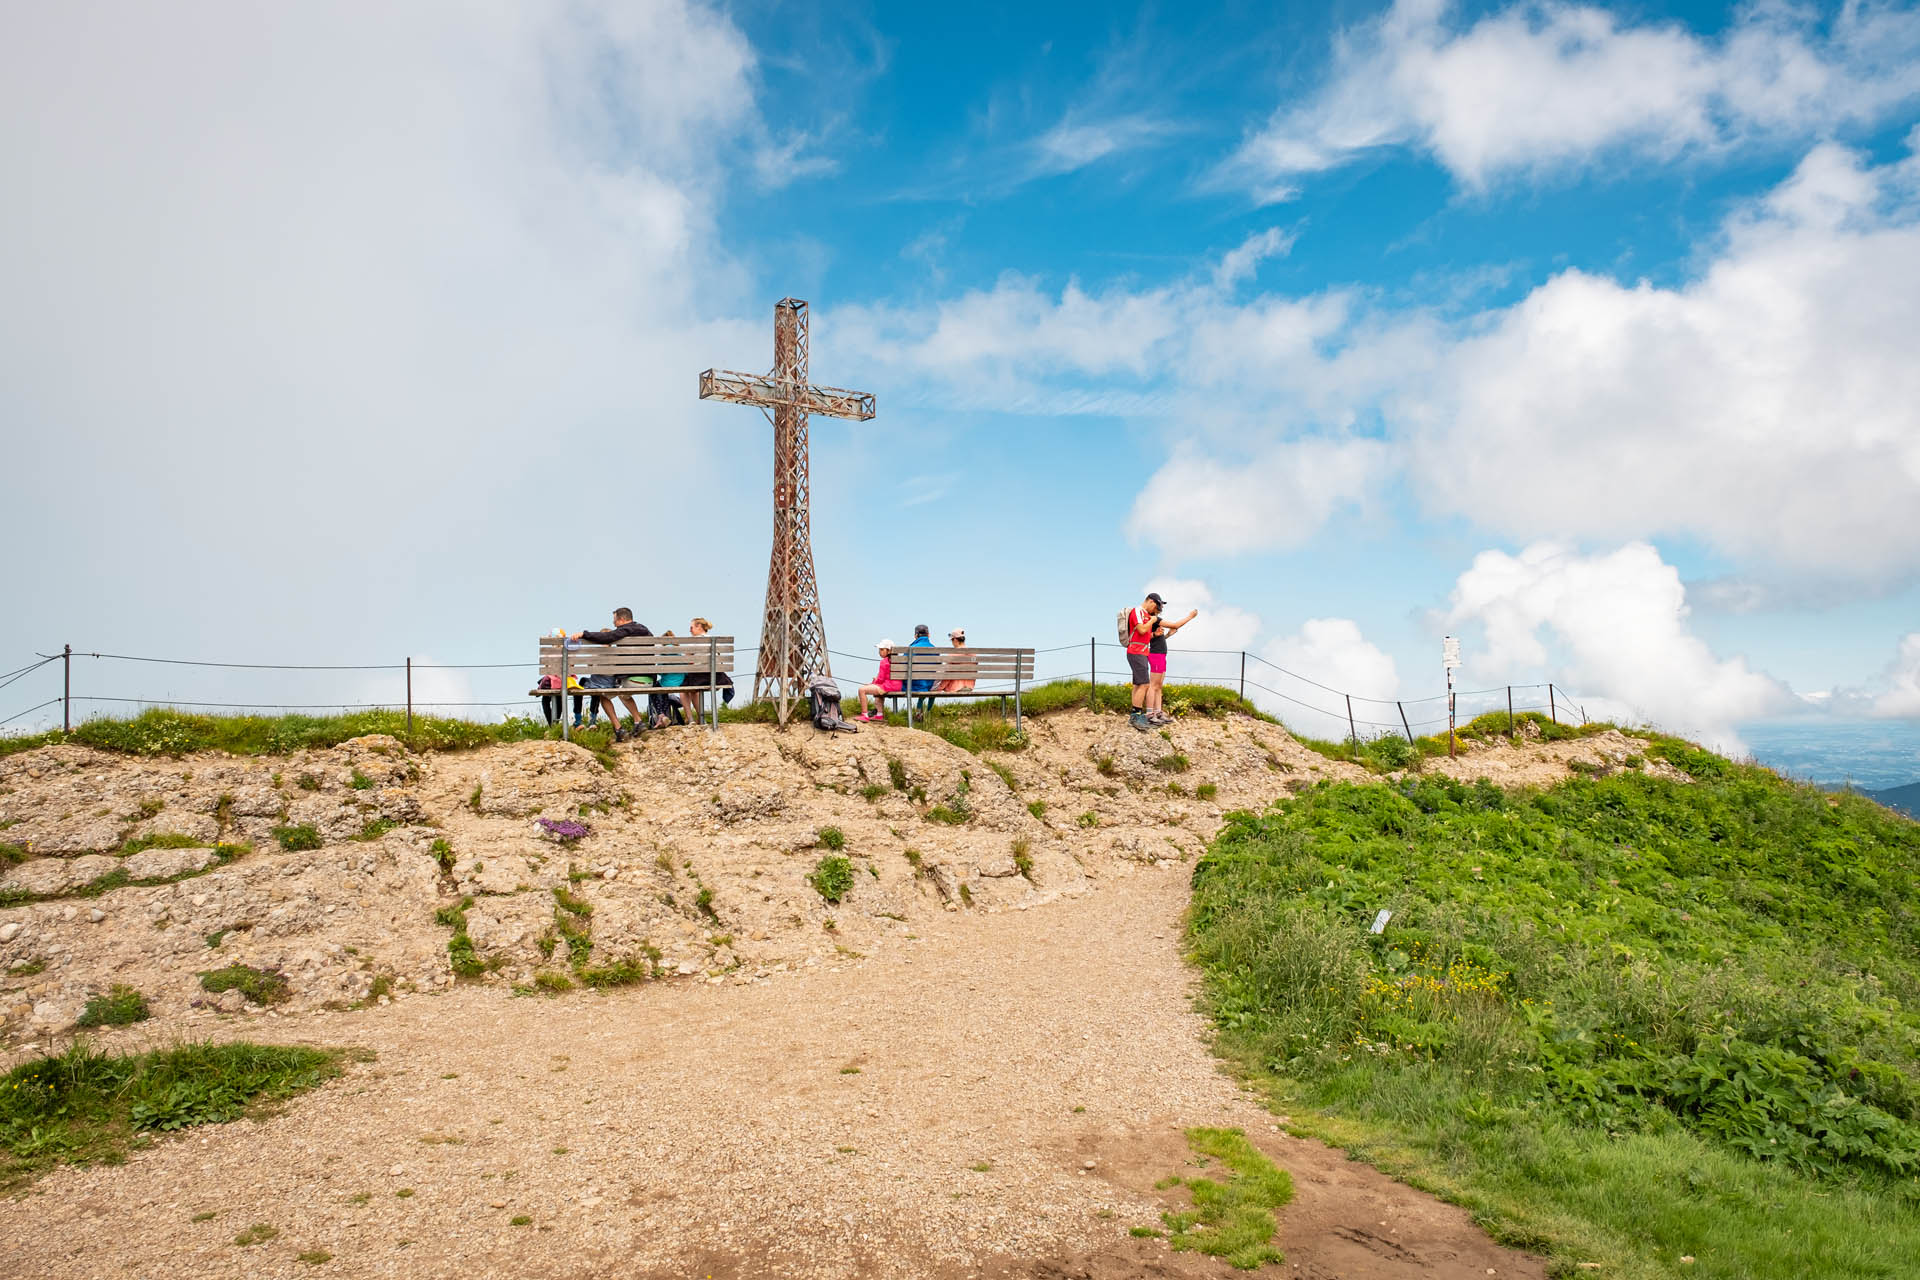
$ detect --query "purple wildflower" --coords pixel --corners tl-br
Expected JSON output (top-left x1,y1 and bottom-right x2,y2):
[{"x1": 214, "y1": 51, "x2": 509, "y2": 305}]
[{"x1": 536, "y1": 817, "x2": 590, "y2": 842}]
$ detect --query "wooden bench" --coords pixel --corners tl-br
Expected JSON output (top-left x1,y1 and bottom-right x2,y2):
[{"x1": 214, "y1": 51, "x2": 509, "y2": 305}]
[
  {"x1": 533, "y1": 635, "x2": 734, "y2": 737},
  {"x1": 884, "y1": 647, "x2": 1036, "y2": 731}
]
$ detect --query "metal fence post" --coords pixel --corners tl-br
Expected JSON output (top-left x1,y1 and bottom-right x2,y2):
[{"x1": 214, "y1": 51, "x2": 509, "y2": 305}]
[
  {"x1": 1397, "y1": 701, "x2": 1412, "y2": 744},
  {"x1": 62, "y1": 644, "x2": 71, "y2": 733},
  {"x1": 1239, "y1": 650, "x2": 1246, "y2": 701},
  {"x1": 405, "y1": 657, "x2": 413, "y2": 733},
  {"x1": 1548, "y1": 684, "x2": 1556, "y2": 725},
  {"x1": 1089, "y1": 637, "x2": 1095, "y2": 711},
  {"x1": 1508, "y1": 686, "x2": 1515, "y2": 738},
  {"x1": 1345, "y1": 694, "x2": 1357, "y2": 747}
]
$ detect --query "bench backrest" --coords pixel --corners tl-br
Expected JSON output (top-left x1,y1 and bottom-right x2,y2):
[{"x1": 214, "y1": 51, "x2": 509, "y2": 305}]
[
  {"x1": 889, "y1": 646, "x2": 1033, "y2": 685},
  {"x1": 539, "y1": 635, "x2": 734, "y2": 679}
]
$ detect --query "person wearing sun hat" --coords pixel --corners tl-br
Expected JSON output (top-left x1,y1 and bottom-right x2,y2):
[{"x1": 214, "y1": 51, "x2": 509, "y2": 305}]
[
  {"x1": 933, "y1": 627, "x2": 976, "y2": 699},
  {"x1": 855, "y1": 639, "x2": 902, "y2": 722}
]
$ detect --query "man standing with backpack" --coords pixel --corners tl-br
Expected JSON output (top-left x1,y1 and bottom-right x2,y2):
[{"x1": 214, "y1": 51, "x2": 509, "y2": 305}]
[{"x1": 1121, "y1": 593, "x2": 1164, "y2": 731}]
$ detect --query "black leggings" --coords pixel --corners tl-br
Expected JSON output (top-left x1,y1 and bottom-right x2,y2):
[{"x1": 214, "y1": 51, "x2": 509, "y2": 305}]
[{"x1": 540, "y1": 693, "x2": 585, "y2": 725}]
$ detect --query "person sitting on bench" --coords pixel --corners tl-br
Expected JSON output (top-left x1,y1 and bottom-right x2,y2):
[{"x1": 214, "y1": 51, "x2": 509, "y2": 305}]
[
  {"x1": 907, "y1": 624, "x2": 937, "y2": 714},
  {"x1": 673, "y1": 617, "x2": 733, "y2": 723},
  {"x1": 933, "y1": 628, "x2": 976, "y2": 698},
  {"x1": 575, "y1": 606, "x2": 651, "y2": 741},
  {"x1": 855, "y1": 640, "x2": 901, "y2": 722}
]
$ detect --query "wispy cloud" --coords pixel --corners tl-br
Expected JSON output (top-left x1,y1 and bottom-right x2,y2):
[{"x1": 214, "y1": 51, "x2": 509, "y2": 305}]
[{"x1": 1029, "y1": 111, "x2": 1178, "y2": 177}]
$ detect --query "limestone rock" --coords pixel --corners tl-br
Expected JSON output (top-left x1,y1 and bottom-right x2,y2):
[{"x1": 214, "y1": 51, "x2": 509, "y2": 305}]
[
  {"x1": 123, "y1": 846, "x2": 219, "y2": 882},
  {"x1": 2, "y1": 853, "x2": 118, "y2": 897},
  {"x1": 0, "y1": 922, "x2": 21, "y2": 943},
  {"x1": 128, "y1": 812, "x2": 222, "y2": 845}
]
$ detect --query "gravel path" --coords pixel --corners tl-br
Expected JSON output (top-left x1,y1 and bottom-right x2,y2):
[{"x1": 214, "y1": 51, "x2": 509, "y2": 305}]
[{"x1": 0, "y1": 861, "x2": 1541, "y2": 1280}]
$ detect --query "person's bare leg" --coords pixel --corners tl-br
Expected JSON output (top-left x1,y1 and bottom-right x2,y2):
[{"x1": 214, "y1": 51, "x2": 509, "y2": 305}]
[
  {"x1": 593, "y1": 695, "x2": 618, "y2": 725},
  {"x1": 1149, "y1": 670, "x2": 1166, "y2": 713},
  {"x1": 618, "y1": 694, "x2": 642, "y2": 723}
]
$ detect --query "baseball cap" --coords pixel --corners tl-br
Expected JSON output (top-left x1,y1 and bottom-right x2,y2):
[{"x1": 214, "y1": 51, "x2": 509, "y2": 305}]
[
  {"x1": 876, "y1": 638, "x2": 894, "y2": 651},
  {"x1": 1146, "y1": 591, "x2": 1166, "y2": 607},
  {"x1": 914, "y1": 623, "x2": 930, "y2": 637}
]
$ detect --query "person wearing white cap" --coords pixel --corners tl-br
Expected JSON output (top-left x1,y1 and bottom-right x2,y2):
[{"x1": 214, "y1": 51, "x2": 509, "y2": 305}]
[{"x1": 855, "y1": 639, "x2": 902, "y2": 722}]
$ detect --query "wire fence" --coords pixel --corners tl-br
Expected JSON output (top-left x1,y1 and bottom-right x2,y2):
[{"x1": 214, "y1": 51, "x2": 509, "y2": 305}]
[{"x1": 1, "y1": 637, "x2": 1593, "y2": 746}]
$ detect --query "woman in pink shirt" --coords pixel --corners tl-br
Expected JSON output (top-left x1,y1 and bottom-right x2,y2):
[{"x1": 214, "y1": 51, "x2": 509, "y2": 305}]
[{"x1": 855, "y1": 639, "x2": 902, "y2": 722}]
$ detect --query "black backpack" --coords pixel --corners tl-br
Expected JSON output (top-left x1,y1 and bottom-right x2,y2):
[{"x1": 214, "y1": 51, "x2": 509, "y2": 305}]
[{"x1": 808, "y1": 674, "x2": 857, "y2": 733}]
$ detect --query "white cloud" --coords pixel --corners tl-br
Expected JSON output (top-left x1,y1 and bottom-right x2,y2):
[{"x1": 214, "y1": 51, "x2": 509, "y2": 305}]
[
  {"x1": 1139, "y1": 579, "x2": 1263, "y2": 679},
  {"x1": 1444, "y1": 542, "x2": 1794, "y2": 750},
  {"x1": 1031, "y1": 112, "x2": 1177, "y2": 176},
  {"x1": 1130, "y1": 438, "x2": 1388, "y2": 557},
  {"x1": 1871, "y1": 633, "x2": 1920, "y2": 718},
  {"x1": 0, "y1": 2, "x2": 786, "y2": 698},
  {"x1": 1257, "y1": 618, "x2": 1402, "y2": 740},
  {"x1": 1223, "y1": 0, "x2": 1920, "y2": 196}
]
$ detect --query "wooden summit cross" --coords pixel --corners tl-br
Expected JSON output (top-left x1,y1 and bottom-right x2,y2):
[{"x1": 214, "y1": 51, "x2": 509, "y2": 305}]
[{"x1": 700, "y1": 298, "x2": 875, "y2": 725}]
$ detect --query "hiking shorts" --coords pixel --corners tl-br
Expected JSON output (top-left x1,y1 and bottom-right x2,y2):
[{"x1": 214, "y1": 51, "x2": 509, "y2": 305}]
[
  {"x1": 1148, "y1": 653, "x2": 1167, "y2": 675},
  {"x1": 583, "y1": 674, "x2": 625, "y2": 690},
  {"x1": 1127, "y1": 653, "x2": 1151, "y2": 686}
]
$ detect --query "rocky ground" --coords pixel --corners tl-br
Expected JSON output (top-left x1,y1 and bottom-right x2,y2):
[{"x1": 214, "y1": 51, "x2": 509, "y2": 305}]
[{"x1": 0, "y1": 709, "x2": 1666, "y2": 1049}]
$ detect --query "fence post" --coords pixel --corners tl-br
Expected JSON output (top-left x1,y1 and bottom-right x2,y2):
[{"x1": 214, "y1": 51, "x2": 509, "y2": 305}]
[
  {"x1": 1548, "y1": 684, "x2": 1556, "y2": 725},
  {"x1": 1239, "y1": 650, "x2": 1246, "y2": 701},
  {"x1": 62, "y1": 644, "x2": 71, "y2": 733},
  {"x1": 1507, "y1": 686, "x2": 1515, "y2": 738},
  {"x1": 1345, "y1": 694, "x2": 1357, "y2": 747},
  {"x1": 560, "y1": 644, "x2": 570, "y2": 742},
  {"x1": 1089, "y1": 637, "x2": 1095, "y2": 711},
  {"x1": 1397, "y1": 701, "x2": 1412, "y2": 744},
  {"x1": 405, "y1": 657, "x2": 413, "y2": 734}
]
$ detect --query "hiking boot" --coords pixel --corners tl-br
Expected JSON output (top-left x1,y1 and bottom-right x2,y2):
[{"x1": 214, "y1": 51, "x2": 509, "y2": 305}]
[
  {"x1": 613, "y1": 725, "x2": 629, "y2": 742},
  {"x1": 1129, "y1": 710, "x2": 1150, "y2": 731},
  {"x1": 1148, "y1": 710, "x2": 1173, "y2": 725}
]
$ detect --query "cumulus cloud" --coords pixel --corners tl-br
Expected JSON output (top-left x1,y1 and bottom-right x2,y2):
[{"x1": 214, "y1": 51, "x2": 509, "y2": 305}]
[
  {"x1": 1257, "y1": 618, "x2": 1402, "y2": 740},
  {"x1": 1870, "y1": 633, "x2": 1920, "y2": 718},
  {"x1": 1139, "y1": 578, "x2": 1263, "y2": 682},
  {"x1": 1444, "y1": 542, "x2": 1794, "y2": 750},
  {"x1": 1130, "y1": 439, "x2": 1388, "y2": 557},
  {"x1": 0, "y1": 2, "x2": 784, "y2": 706},
  {"x1": 1222, "y1": 0, "x2": 1920, "y2": 196}
]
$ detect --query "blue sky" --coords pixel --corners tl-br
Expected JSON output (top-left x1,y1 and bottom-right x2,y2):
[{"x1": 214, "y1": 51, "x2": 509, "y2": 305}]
[{"x1": 3, "y1": 1, "x2": 1919, "y2": 753}]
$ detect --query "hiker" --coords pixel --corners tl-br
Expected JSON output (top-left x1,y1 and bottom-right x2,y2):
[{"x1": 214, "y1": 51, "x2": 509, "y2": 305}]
[
  {"x1": 536, "y1": 673, "x2": 585, "y2": 727},
  {"x1": 674, "y1": 617, "x2": 733, "y2": 723},
  {"x1": 933, "y1": 627, "x2": 976, "y2": 698},
  {"x1": 1124, "y1": 593, "x2": 1163, "y2": 731},
  {"x1": 907, "y1": 623, "x2": 937, "y2": 714},
  {"x1": 1147, "y1": 604, "x2": 1199, "y2": 725},
  {"x1": 575, "y1": 607, "x2": 651, "y2": 740},
  {"x1": 855, "y1": 640, "x2": 902, "y2": 722}
]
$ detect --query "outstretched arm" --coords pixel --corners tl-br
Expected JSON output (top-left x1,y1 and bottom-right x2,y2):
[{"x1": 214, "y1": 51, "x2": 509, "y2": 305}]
[{"x1": 1162, "y1": 609, "x2": 1199, "y2": 633}]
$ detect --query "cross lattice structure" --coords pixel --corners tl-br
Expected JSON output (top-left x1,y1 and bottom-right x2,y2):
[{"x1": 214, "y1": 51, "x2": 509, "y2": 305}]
[{"x1": 699, "y1": 298, "x2": 875, "y2": 725}]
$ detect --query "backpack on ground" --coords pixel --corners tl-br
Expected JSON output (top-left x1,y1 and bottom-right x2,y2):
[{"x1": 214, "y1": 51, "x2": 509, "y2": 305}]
[
  {"x1": 1115, "y1": 606, "x2": 1133, "y2": 645},
  {"x1": 808, "y1": 674, "x2": 857, "y2": 733}
]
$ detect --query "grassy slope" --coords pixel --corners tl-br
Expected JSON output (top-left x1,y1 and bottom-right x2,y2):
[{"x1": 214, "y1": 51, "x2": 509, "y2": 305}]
[
  {"x1": 1188, "y1": 745, "x2": 1920, "y2": 1279},
  {"x1": 0, "y1": 682, "x2": 1270, "y2": 761}
]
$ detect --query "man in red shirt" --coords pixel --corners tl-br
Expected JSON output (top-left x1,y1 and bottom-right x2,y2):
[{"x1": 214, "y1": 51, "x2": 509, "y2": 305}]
[{"x1": 1125, "y1": 592, "x2": 1163, "y2": 731}]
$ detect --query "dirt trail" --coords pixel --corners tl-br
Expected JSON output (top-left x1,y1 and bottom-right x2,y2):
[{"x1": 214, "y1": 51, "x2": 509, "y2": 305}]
[{"x1": 0, "y1": 862, "x2": 1541, "y2": 1280}]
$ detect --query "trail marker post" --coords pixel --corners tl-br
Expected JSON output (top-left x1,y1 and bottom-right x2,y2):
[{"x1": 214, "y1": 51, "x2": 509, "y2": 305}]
[{"x1": 1443, "y1": 635, "x2": 1461, "y2": 758}]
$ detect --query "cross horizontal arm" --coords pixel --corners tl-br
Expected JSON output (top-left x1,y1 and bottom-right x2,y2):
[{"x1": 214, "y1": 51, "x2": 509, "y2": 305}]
[{"x1": 699, "y1": 369, "x2": 876, "y2": 421}]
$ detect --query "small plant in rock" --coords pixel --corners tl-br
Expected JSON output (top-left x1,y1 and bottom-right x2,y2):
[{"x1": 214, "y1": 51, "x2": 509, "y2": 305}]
[
  {"x1": 887, "y1": 757, "x2": 908, "y2": 791},
  {"x1": 536, "y1": 817, "x2": 590, "y2": 844},
  {"x1": 296, "y1": 773, "x2": 322, "y2": 791},
  {"x1": 232, "y1": 1223, "x2": 279, "y2": 1246},
  {"x1": 987, "y1": 760, "x2": 1018, "y2": 791},
  {"x1": 348, "y1": 769, "x2": 374, "y2": 791},
  {"x1": 271, "y1": 824, "x2": 322, "y2": 852},
  {"x1": 1011, "y1": 838, "x2": 1034, "y2": 881},
  {"x1": 1154, "y1": 753, "x2": 1191, "y2": 774},
  {"x1": 136, "y1": 798, "x2": 164, "y2": 820},
  {"x1": 1027, "y1": 800, "x2": 1047, "y2": 819},
  {"x1": 429, "y1": 838, "x2": 454, "y2": 873},
  {"x1": 1195, "y1": 783, "x2": 1219, "y2": 801},
  {"x1": 957, "y1": 883, "x2": 973, "y2": 907},
  {"x1": 1076, "y1": 810, "x2": 1100, "y2": 828},
  {"x1": 552, "y1": 886, "x2": 593, "y2": 917},
  {"x1": 76, "y1": 984, "x2": 151, "y2": 1027},
  {"x1": 1096, "y1": 754, "x2": 1117, "y2": 776},
  {"x1": 533, "y1": 970, "x2": 574, "y2": 993},
  {"x1": 354, "y1": 818, "x2": 398, "y2": 842},
  {"x1": 694, "y1": 885, "x2": 718, "y2": 920},
  {"x1": 199, "y1": 964, "x2": 290, "y2": 1006},
  {"x1": 467, "y1": 783, "x2": 483, "y2": 812},
  {"x1": 859, "y1": 784, "x2": 887, "y2": 802},
  {"x1": 817, "y1": 826, "x2": 847, "y2": 851},
  {"x1": 810, "y1": 855, "x2": 855, "y2": 904}
]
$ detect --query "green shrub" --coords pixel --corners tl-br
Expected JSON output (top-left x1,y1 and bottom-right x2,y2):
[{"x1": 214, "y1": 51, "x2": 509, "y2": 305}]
[
  {"x1": 810, "y1": 855, "x2": 855, "y2": 904},
  {"x1": 1196, "y1": 783, "x2": 1219, "y2": 801},
  {"x1": 76, "y1": 985, "x2": 151, "y2": 1028},
  {"x1": 887, "y1": 758, "x2": 908, "y2": 791},
  {"x1": 1154, "y1": 753, "x2": 1191, "y2": 774},
  {"x1": 198, "y1": 964, "x2": 290, "y2": 1006},
  {"x1": 271, "y1": 824, "x2": 321, "y2": 852},
  {"x1": 817, "y1": 826, "x2": 847, "y2": 851}
]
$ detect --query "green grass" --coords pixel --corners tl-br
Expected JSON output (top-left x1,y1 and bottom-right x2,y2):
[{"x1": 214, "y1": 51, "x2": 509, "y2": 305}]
[
  {"x1": 75, "y1": 984, "x2": 151, "y2": 1028},
  {"x1": 1187, "y1": 757, "x2": 1920, "y2": 1279},
  {"x1": 0, "y1": 707, "x2": 554, "y2": 760},
  {"x1": 1011, "y1": 837, "x2": 1034, "y2": 881},
  {"x1": 817, "y1": 825, "x2": 847, "y2": 851},
  {"x1": 232, "y1": 1223, "x2": 279, "y2": 1246},
  {"x1": 272, "y1": 823, "x2": 322, "y2": 852},
  {"x1": 0, "y1": 1041, "x2": 342, "y2": 1189},
  {"x1": 810, "y1": 855, "x2": 855, "y2": 904},
  {"x1": 1155, "y1": 1128, "x2": 1294, "y2": 1269},
  {"x1": 198, "y1": 964, "x2": 291, "y2": 1006}
]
